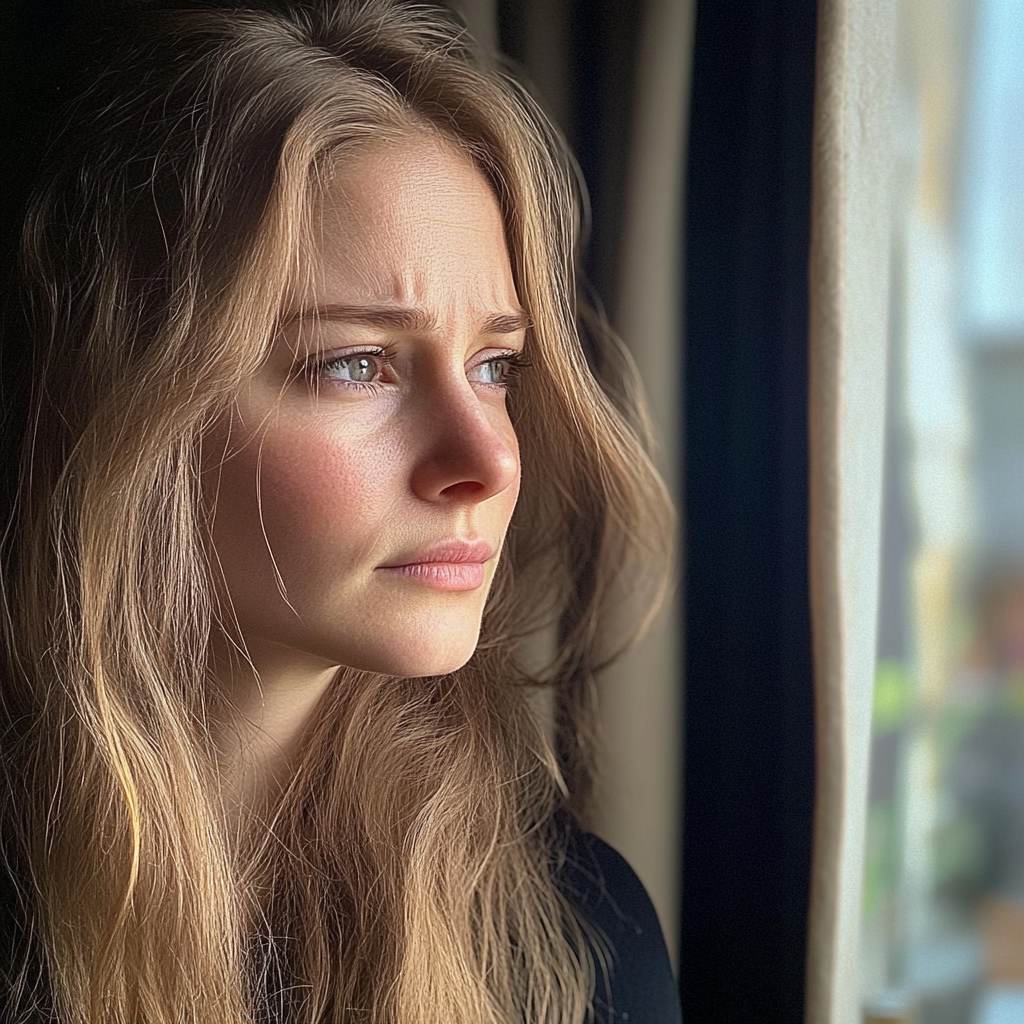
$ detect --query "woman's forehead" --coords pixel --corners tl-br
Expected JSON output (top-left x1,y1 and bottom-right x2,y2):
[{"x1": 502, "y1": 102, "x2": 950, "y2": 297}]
[
  {"x1": 313, "y1": 134, "x2": 494, "y2": 228},
  {"x1": 292, "y1": 136, "x2": 519, "y2": 315}
]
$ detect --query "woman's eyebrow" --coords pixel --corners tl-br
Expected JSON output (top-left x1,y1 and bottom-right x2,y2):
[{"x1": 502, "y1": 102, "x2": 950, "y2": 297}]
[
  {"x1": 283, "y1": 304, "x2": 532, "y2": 335},
  {"x1": 481, "y1": 311, "x2": 532, "y2": 334},
  {"x1": 283, "y1": 304, "x2": 438, "y2": 332}
]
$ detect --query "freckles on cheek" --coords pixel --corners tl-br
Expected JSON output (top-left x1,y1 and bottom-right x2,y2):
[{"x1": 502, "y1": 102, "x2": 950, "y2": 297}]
[{"x1": 255, "y1": 422, "x2": 399, "y2": 542}]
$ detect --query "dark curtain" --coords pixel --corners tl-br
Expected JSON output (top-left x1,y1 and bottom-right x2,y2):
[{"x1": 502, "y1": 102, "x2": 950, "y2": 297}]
[{"x1": 682, "y1": 1, "x2": 818, "y2": 1022}]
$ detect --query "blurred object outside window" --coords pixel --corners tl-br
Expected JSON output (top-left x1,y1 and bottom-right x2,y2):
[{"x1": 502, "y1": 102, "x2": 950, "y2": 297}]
[{"x1": 861, "y1": 1, "x2": 1024, "y2": 1022}]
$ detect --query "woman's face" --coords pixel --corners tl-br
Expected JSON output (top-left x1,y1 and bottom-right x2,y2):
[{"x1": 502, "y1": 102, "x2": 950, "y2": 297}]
[{"x1": 206, "y1": 136, "x2": 524, "y2": 680}]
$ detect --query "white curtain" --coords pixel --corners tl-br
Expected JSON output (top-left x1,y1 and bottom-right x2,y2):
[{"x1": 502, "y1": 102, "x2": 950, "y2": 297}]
[
  {"x1": 805, "y1": 1, "x2": 897, "y2": 1021},
  {"x1": 590, "y1": 0, "x2": 692, "y2": 963}
]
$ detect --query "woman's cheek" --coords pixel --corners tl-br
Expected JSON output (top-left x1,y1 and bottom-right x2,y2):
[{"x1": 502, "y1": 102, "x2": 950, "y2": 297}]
[{"x1": 255, "y1": 418, "x2": 402, "y2": 563}]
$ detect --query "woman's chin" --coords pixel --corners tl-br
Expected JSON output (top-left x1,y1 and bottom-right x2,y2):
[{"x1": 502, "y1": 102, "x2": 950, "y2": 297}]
[
  {"x1": 377, "y1": 646, "x2": 478, "y2": 679},
  {"x1": 338, "y1": 630, "x2": 482, "y2": 679}
]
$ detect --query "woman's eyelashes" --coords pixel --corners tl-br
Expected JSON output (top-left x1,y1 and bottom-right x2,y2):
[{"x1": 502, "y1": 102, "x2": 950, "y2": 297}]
[
  {"x1": 318, "y1": 348, "x2": 391, "y2": 386},
  {"x1": 303, "y1": 347, "x2": 528, "y2": 391},
  {"x1": 297, "y1": 345, "x2": 394, "y2": 392},
  {"x1": 466, "y1": 350, "x2": 528, "y2": 388}
]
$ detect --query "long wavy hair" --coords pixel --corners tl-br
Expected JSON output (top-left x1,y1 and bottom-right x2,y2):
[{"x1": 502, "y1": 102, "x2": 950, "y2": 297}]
[{"x1": 0, "y1": 2, "x2": 672, "y2": 1021}]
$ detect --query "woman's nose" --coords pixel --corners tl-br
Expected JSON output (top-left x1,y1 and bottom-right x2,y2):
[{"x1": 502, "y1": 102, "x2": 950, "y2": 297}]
[{"x1": 408, "y1": 381, "x2": 520, "y2": 504}]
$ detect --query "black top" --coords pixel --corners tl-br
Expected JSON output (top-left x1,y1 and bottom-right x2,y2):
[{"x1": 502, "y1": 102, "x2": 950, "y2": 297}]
[
  {"x1": 560, "y1": 831, "x2": 682, "y2": 1024},
  {"x1": 0, "y1": 831, "x2": 682, "y2": 1023}
]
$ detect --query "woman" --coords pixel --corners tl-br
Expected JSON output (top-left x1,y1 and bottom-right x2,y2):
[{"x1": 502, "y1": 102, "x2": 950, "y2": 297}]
[{"x1": 0, "y1": 1, "x2": 677, "y2": 1021}]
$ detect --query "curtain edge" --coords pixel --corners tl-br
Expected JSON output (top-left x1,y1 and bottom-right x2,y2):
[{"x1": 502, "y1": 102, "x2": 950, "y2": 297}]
[{"x1": 806, "y1": 0, "x2": 897, "y2": 1021}]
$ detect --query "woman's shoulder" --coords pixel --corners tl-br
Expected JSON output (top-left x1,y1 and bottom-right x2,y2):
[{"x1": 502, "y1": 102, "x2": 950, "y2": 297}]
[{"x1": 559, "y1": 827, "x2": 683, "y2": 1024}]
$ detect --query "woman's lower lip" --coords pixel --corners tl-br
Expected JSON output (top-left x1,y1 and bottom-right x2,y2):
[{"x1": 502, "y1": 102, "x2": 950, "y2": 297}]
[{"x1": 378, "y1": 562, "x2": 486, "y2": 591}]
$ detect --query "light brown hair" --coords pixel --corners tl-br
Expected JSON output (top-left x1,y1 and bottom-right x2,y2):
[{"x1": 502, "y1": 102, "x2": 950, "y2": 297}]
[{"x1": 0, "y1": 2, "x2": 672, "y2": 1021}]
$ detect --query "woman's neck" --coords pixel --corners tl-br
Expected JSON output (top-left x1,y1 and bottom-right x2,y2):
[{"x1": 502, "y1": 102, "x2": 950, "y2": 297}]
[{"x1": 212, "y1": 636, "x2": 341, "y2": 807}]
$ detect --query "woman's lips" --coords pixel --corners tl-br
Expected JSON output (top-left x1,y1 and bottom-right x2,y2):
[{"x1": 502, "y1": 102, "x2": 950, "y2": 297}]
[
  {"x1": 377, "y1": 539, "x2": 493, "y2": 592},
  {"x1": 379, "y1": 561, "x2": 486, "y2": 590}
]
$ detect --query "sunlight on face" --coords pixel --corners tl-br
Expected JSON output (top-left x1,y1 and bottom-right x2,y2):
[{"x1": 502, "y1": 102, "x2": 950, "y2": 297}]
[{"x1": 206, "y1": 136, "x2": 524, "y2": 681}]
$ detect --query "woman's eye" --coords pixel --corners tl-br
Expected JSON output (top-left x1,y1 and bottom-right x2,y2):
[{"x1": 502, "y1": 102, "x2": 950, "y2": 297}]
[
  {"x1": 319, "y1": 352, "x2": 383, "y2": 383},
  {"x1": 470, "y1": 356, "x2": 514, "y2": 386}
]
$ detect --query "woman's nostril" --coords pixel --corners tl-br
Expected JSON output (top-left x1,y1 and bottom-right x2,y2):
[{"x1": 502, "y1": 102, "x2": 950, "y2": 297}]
[
  {"x1": 439, "y1": 479, "x2": 487, "y2": 499},
  {"x1": 414, "y1": 431, "x2": 520, "y2": 503}
]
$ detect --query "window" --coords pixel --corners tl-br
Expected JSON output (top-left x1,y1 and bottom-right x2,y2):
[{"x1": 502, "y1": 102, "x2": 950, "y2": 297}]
[{"x1": 862, "y1": 2, "x2": 1024, "y2": 1021}]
